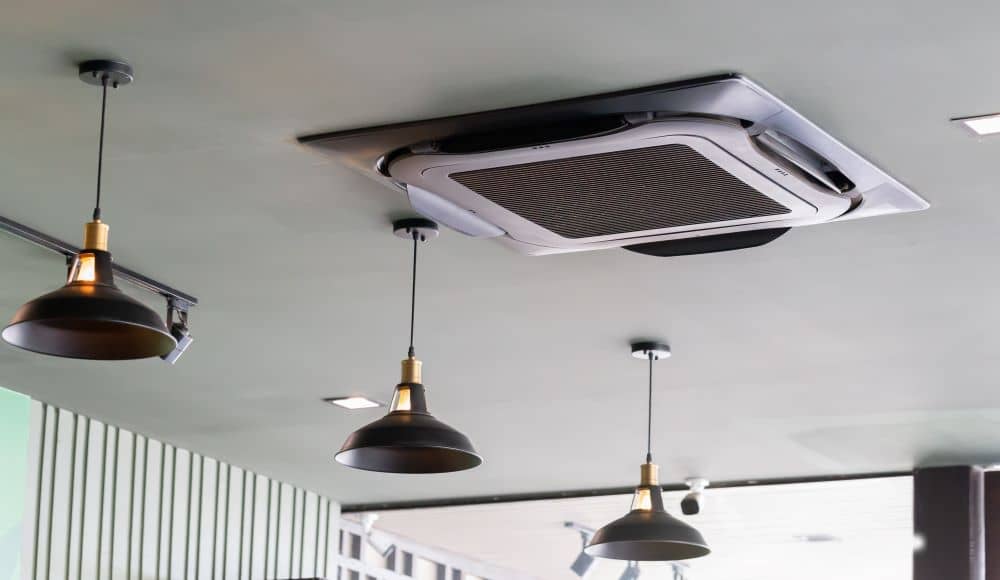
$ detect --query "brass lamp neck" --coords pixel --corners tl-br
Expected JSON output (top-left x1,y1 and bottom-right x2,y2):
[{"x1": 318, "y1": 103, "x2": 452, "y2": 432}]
[
  {"x1": 401, "y1": 355, "x2": 422, "y2": 384},
  {"x1": 640, "y1": 462, "x2": 660, "y2": 487},
  {"x1": 83, "y1": 219, "x2": 109, "y2": 251}
]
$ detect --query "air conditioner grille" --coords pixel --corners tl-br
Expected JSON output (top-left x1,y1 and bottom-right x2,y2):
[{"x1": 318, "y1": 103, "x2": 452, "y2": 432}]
[{"x1": 450, "y1": 144, "x2": 791, "y2": 239}]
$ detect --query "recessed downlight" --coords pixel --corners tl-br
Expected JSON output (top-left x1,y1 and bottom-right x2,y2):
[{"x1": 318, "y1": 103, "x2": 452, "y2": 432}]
[
  {"x1": 794, "y1": 533, "x2": 841, "y2": 543},
  {"x1": 324, "y1": 396, "x2": 382, "y2": 410},
  {"x1": 953, "y1": 113, "x2": 1000, "y2": 136}
]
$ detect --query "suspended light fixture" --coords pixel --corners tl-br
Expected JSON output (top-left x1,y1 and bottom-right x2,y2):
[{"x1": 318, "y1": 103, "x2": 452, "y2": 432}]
[
  {"x1": 335, "y1": 218, "x2": 482, "y2": 473},
  {"x1": 586, "y1": 342, "x2": 710, "y2": 561},
  {"x1": 2, "y1": 60, "x2": 175, "y2": 360}
]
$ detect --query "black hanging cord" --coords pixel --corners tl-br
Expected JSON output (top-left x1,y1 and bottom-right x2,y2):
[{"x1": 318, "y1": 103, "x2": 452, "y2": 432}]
[
  {"x1": 646, "y1": 352, "x2": 653, "y2": 464},
  {"x1": 407, "y1": 230, "x2": 419, "y2": 358},
  {"x1": 93, "y1": 75, "x2": 109, "y2": 221}
]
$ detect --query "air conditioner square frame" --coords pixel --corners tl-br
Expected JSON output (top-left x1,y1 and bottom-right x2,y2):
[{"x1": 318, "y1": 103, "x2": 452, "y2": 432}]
[{"x1": 298, "y1": 73, "x2": 928, "y2": 254}]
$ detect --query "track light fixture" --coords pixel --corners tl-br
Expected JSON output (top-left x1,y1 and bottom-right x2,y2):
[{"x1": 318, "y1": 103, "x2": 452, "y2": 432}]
[
  {"x1": 585, "y1": 341, "x2": 710, "y2": 562},
  {"x1": 335, "y1": 218, "x2": 482, "y2": 473},
  {"x1": 681, "y1": 477, "x2": 709, "y2": 516},
  {"x1": 669, "y1": 562, "x2": 690, "y2": 580},
  {"x1": 2, "y1": 60, "x2": 179, "y2": 360},
  {"x1": 619, "y1": 562, "x2": 641, "y2": 580},
  {"x1": 160, "y1": 301, "x2": 194, "y2": 364},
  {"x1": 565, "y1": 521, "x2": 596, "y2": 577},
  {"x1": 361, "y1": 514, "x2": 397, "y2": 559}
]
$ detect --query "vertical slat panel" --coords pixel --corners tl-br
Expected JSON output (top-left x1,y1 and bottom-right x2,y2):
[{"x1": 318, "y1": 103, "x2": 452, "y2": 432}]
[
  {"x1": 275, "y1": 483, "x2": 291, "y2": 578},
  {"x1": 210, "y1": 458, "x2": 222, "y2": 580},
  {"x1": 221, "y1": 463, "x2": 232, "y2": 580},
  {"x1": 246, "y1": 473, "x2": 257, "y2": 579},
  {"x1": 301, "y1": 489, "x2": 310, "y2": 577},
  {"x1": 62, "y1": 413, "x2": 78, "y2": 580},
  {"x1": 312, "y1": 496, "x2": 323, "y2": 578},
  {"x1": 108, "y1": 426, "x2": 122, "y2": 579},
  {"x1": 263, "y1": 481, "x2": 274, "y2": 580},
  {"x1": 43, "y1": 407, "x2": 62, "y2": 580},
  {"x1": 96, "y1": 423, "x2": 110, "y2": 580},
  {"x1": 176, "y1": 449, "x2": 192, "y2": 580},
  {"x1": 322, "y1": 499, "x2": 332, "y2": 579},
  {"x1": 77, "y1": 419, "x2": 103, "y2": 580},
  {"x1": 24, "y1": 404, "x2": 49, "y2": 580},
  {"x1": 125, "y1": 433, "x2": 139, "y2": 580},
  {"x1": 237, "y1": 469, "x2": 247, "y2": 580},
  {"x1": 74, "y1": 417, "x2": 91, "y2": 580},
  {"x1": 184, "y1": 453, "x2": 195, "y2": 580},
  {"x1": 137, "y1": 437, "x2": 149, "y2": 578},
  {"x1": 197, "y1": 459, "x2": 219, "y2": 580},
  {"x1": 165, "y1": 446, "x2": 178, "y2": 580},
  {"x1": 139, "y1": 439, "x2": 160, "y2": 580},
  {"x1": 271, "y1": 483, "x2": 281, "y2": 580},
  {"x1": 288, "y1": 486, "x2": 298, "y2": 579},
  {"x1": 22, "y1": 401, "x2": 338, "y2": 580},
  {"x1": 191, "y1": 453, "x2": 204, "y2": 580},
  {"x1": 155, "y1": 442, "x2": 167, "y2": 580},
  {"x1": 28, "y1": 403, "x2": 48, "y2": 580}
]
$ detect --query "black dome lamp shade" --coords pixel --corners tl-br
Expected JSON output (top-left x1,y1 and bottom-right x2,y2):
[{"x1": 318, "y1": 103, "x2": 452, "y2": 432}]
[
  {"x1": 585, "y1": 342, "x2": 710, "y2": 561},
  {"x1": 1, "y1": 60, "x2": 175, "y2": 360},
  {"x1": 335, "y1": 218, "x2": 482, "y2": 473}
]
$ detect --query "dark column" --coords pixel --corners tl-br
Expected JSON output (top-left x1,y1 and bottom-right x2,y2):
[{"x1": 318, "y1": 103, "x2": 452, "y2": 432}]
[
  {"x1": 914, "y1": 466, "x2": 984, "y2": 580},
  {"x1": 986, "y1": 471, "x2": 1000, "y2": 580}
]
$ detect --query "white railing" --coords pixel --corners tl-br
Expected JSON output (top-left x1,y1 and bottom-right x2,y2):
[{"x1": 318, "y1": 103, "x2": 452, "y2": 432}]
[{"x1": 333, "y1": 517, "x2": 535, "y2": 580}]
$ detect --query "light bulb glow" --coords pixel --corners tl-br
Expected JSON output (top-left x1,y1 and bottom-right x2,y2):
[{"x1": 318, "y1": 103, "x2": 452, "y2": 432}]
[
  {"x1": 69, "y1": 253, "x2": 97, "y2": 283},
  {"x1": 631, "y1": 487, "x2": 653, "y2": 511},
  {"x1": 390, "y1": 386, "x2": 412, "y2": 412}
]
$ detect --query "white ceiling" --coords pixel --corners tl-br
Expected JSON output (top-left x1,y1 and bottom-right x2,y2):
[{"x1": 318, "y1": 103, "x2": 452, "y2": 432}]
[
  {"x1": 1, "y1": 1, "x2": 1000, "y2": 506},
  {"x1": 367, "y1": 476, "x2": 914, "y2": 580}
]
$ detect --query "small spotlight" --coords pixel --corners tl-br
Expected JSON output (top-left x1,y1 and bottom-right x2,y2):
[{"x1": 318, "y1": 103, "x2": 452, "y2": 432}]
[
  {"x1": 570, "y1": 552, "x2": 594, "y2": 577},
  {"x1": 160, "y1": 305, "x2": 194, "y2": 364},
  {"x1": 619, "y1": 562, "x2": 640, "y2": 580},
  {"x1": 681, "y1": 477, "x2": 709, "y2": 515},
  {"x1": 368, "y1": 534, "x2": 396, "y2": 559},
  {"x1": 565, "y1": 521, "x2": 596, "y2": 577},
  {"x1": 670, "y1": 562, "x2": 689, "y2": 580},
  {"x1": 325, "y1": 396, "x2": 383, "y2": 410},
  {"x1": 361, "y1": 513, "x2": 396, "y2": 558}
]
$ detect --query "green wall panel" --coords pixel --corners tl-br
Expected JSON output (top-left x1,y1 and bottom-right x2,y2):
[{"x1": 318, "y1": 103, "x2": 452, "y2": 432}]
[{"x1": 0, "y1": 387, "x2": 30, "y2": 580}]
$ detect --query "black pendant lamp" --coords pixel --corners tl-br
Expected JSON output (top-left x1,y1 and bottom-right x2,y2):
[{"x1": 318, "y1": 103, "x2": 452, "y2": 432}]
[
  {"x1": 586, "y1": 342, "x2": 710, "y2": 561},
  {"x1": 335, "y1": 218, "x2": 482, "y2": 473},
  {"x1": 2, "y1": 60, "x2": 175, "y2": 360}
]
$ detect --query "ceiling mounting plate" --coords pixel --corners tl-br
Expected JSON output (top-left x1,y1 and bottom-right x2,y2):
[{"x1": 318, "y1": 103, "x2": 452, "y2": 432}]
[
  {"x1": 631, "y1": 341, "x2": 671, "y2": 360},
  {"x1": 78, "y1": 59, "x2": 134, "y2": 87},
  {"x1": 393, "y1": 217, "x2": 439, "y2": 241}
]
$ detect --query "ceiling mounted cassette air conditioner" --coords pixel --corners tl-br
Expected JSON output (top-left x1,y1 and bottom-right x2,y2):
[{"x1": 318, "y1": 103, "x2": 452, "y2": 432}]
[{"x1": 299, "y1": 74, "x2": 928, "y2": 256}]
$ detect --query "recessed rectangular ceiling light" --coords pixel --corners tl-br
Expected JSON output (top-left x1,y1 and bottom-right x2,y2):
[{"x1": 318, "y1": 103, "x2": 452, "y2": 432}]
[
  {"x1": 953, "y1": 113, "x2": 1000, "y2": 136},
  {"x1": 324, "y1": 396, "x2": 382, "y2": 410},
  {"x1": 793, "y1": 533, "x2": 841, "y2": 543}
]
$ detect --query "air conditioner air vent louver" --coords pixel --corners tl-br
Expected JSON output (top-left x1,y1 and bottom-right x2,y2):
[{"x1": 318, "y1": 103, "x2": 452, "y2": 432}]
[{"x1": 451, "y1": 144, "x2": 791, "y2": 239}]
